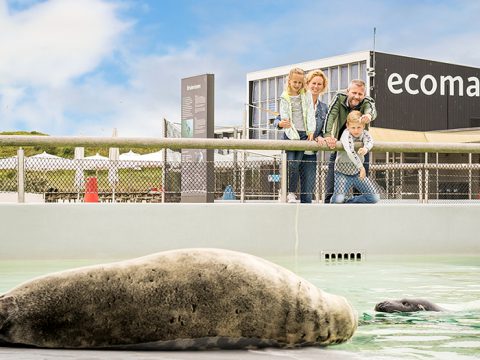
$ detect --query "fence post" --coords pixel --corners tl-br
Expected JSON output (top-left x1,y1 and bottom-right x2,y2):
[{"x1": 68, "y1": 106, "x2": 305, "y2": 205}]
[
  {"x1": 280, "y1": 151, "x2": 287, "y2": 203},
  {"x1": 240, "y1": 150, "x2": 246, "y2": 203},
  {"x1": 315, "y1": 152, "x2": 321, "y2": 203},
  {"x1": 424, "y1": 152, "x2": 429, "y2": 203},
  {"x1": 386, "y1": 151, "x2": 390, "y2": 200},
  {"x1": 469, "y1": 153, "x2": 472, "y2": 200},
  {"x1": 17, "y1": 148, "x2": 25, "y2": 203},
  {"x1": 162, "y1": 119, "x2": 168, "y2": 203},
  {"x1": 418, "y1": 168, "x2": 423, "y2": 203}
]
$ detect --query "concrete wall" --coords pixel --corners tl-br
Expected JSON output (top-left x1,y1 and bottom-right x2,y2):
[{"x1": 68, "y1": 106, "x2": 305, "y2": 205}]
[{"x1": 1, "y1": 203, "x2": 479, "y2": 259}]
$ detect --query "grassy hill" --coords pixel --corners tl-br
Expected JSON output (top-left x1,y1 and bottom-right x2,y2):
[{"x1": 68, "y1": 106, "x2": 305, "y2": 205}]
[{"x1": 0, "y1": 131, "x2": 162, "y2": 158}]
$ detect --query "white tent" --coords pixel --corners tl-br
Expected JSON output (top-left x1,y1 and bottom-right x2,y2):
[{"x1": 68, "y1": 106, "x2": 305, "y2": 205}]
[
  {"x1": 140, "y1": 149, "x2": 181, "y2": 163},
  {"x1": 118, "y1": 150, "x2": 143, "y2": 169},
  {"x1": 119, "y1": 150, "x2": 142, "y2": 160},
  {"x1": 0, "y1": 156, "x2": 17, "y2": 170},
  {"x1": 82, "y1": 153, "x2": 110, "y2": 170},
  {"x1": 26, "y1": 152, "x2": 73, "y2": 171}
]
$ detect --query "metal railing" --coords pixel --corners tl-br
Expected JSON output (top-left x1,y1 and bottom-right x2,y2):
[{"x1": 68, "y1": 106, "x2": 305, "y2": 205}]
[{"x1": 1, "y1": 135, "x2": 480, "y2": 203}]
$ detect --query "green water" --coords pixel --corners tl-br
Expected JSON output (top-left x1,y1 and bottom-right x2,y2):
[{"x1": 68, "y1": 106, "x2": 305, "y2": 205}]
[{"x1": 1, "y1": 255, "x2": 479, "y2": 359}]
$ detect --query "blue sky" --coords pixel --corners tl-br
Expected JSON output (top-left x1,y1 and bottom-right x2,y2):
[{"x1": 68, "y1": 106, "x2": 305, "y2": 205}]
[{"x1": 1, "y1": 0, "x2": 479, "y2": 136}]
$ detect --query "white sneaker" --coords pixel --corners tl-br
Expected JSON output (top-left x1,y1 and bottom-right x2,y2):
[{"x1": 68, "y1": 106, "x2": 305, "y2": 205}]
[{"x1": 287, "y1": 193, "x2": 297, "y2": 203}]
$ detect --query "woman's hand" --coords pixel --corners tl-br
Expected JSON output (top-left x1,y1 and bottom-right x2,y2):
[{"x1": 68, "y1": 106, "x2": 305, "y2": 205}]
[{"x1": 279, "y1": 118, "x2": 291, "y2": 128}]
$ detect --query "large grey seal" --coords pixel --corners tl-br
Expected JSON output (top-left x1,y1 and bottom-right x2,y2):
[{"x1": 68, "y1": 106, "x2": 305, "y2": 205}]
[
  {"x1": 0, "y1": 248, "x2": 357, "y2": 349},
  {"x1": 375, "y1": 298, "x2": 444, "y2": 313}
]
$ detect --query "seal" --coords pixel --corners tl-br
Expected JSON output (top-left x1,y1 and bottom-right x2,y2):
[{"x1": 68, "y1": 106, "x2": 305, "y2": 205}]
[
  {"x1": 0, "y1": 248, "x2": 357, "y2": 349},
  {"x1": 374, "y1": 298, "x2": 444, "y2": 313}
]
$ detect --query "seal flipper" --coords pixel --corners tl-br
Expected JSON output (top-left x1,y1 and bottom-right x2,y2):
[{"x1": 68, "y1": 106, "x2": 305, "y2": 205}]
[{"x1": 0, "y1": 296, "x2": 15, "y2": 339}]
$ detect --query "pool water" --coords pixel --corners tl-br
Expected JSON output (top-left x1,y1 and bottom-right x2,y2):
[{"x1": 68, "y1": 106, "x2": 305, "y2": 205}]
[
  {"x1": 0, "y1": 255, "x2": 479, "y2": 359},
  {"x1": 278, "y1": 254, "x2": 480, "y2": 359}
]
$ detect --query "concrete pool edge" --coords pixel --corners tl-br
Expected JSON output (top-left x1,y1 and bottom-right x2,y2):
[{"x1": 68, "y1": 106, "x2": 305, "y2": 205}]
[{"x1": 1, "y1": 203, "x2": 478, "y2": 259}]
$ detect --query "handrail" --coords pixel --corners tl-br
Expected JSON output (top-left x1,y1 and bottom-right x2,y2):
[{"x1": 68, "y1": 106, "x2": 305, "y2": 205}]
[{"x1": 1, "y1": 135, "x2": 480, "y2": 153}]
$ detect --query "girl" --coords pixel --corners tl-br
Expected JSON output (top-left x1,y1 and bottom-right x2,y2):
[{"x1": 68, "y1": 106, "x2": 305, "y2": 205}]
[{"x1": 277, "y1": 68, "x2": 316, "y2": 203}]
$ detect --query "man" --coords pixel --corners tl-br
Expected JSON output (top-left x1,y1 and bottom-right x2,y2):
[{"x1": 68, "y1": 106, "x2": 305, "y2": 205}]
[{"x1": 320, "y1": 79, "x2": 377, "y2": 203}]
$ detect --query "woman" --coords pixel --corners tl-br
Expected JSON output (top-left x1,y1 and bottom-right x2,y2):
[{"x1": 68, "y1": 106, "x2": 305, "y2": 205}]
[
  {"x1": 275, "y1": 69, "x2": 328, "y2": 203},
  {"x1": 300, "y1": 69, "x2": 329, "y2": 203}
]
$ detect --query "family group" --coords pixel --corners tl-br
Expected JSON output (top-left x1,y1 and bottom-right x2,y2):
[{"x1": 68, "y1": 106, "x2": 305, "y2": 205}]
[{"x1": 275, "y1": 67, "x2": 380, "y2": 204}]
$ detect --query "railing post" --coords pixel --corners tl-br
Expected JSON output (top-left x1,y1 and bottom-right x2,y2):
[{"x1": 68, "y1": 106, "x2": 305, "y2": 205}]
[
  {"x1": 386, "y1": 151, "x2": 390, "y2": 199},
  {"x1": 17, "y1": 148, "x2": 25, "y2": 203},
  {"x1": 424, "y1": 152, "x2": 429, "y2": 203},
  {"x1": 469, "y1": 153, "x2": 472, "y2": 200},
  {"x1": 418, "y1": 168, "x2": 423, "y2": 203},
  {"x1": 240, "y1": 150, "x2": 246, "y2": 203},
  {"x1": 315, "y1": 152, "x2": 321, "y2": 203},
  {"x1": 280, "y1": 151, "x2": 287, "y2": 203}
]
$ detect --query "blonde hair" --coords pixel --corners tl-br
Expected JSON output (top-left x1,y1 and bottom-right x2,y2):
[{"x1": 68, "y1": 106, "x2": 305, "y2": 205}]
[
  {"x1": 306, "y1": 69, "x2": 329, "y2": 95},
  {"x1": 347, "y1": 110, "x2": 363, "y2": 125},
  {"x1": 285, "y1": 67, "x2": 305, "y2": 94}
]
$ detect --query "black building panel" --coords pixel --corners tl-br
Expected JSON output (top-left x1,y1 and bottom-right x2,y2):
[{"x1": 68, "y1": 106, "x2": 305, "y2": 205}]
[{"x1": 373, "y1": 52, "x2": 480, "y2": 131}]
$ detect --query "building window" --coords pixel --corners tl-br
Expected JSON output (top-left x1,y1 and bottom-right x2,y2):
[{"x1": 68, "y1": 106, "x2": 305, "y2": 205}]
[
  {"x1": 340, "y1": 65, "x2": 348, "y2": 90},
  {"x1": 252, "y1": 81, "x2": 259, "y2": 103},
  {"x1": 360, "y1": 62, "x2": 367, "y2": 81},
  {"x1": 350, "y1": 63, "x2": 359, "y2": 80},
  {"x1": 261, "y1": 79, "x2": 267, "y2": 101},
  {"x1": 277, "y1": 76, "x2": 284, "y2": 98},
  {"x1": 330, "y1": 67, "x2": 339, "y2": 91},
  {"x1": 268, "y1": 78, "x2": 275, "y2": 100}
]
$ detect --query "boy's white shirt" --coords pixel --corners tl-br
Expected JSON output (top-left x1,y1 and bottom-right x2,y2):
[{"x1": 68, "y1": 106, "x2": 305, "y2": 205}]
[{"x1": 338, "y1": 129, "x2": 374, "y2": 172}]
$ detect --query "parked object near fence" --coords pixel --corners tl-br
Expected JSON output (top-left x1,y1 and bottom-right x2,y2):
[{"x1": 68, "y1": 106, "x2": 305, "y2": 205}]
[
  {"x1": 222, "y1": 184, "x2": 236, "y2": 200},
  {"x1": 84, "y1": 177, "x2": 99, "y2": 203}
]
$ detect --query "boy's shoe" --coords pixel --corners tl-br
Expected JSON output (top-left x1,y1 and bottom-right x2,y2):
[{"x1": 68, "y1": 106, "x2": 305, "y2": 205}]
[{"x1": 287, "y1": 193, "x2": 297, "y2": 203}]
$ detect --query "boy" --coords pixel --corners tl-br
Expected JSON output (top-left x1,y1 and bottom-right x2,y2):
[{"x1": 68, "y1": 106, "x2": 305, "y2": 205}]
[{"x1": 331, "y1": 110, "x2": 379, "y2": 204}]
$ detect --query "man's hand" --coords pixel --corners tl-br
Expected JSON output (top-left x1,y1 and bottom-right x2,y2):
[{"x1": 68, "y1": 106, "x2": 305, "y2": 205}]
[
  {"x1": 325, "y1": 136, "x2": 337, "y2": 149},
  {"x1": 316, "y1": 136, "x2": 326, "y2": 146},
  {"x1": 360, "y1": 114, "x2": 372, "y2": 124},
  {"x1": 279, "y1": 118, "x2": 291, "y2": 128},
  {"x1": 358, "y1": 147, "x2": 368, "y2": 156},
  {"x1": 307, "y1": 133, "x2": 314, "y2": 141},
  {"x1": 359, "y1": 167, "x2": 366, "y2": 180}
]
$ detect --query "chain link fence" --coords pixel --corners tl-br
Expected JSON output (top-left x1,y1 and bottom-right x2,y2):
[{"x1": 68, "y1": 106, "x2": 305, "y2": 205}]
[{"x1": 1, "y1": 152, "x2": 479, "y2": 203}]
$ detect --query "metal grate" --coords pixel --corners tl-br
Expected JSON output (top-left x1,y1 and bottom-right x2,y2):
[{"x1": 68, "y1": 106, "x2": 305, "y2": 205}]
[{"x1": 320, "y1": 251, "x2": 364, "y2": 261}]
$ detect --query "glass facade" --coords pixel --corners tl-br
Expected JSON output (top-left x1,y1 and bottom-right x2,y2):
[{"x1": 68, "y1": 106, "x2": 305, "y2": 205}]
[{"x1": 249, "y1": 61, "x2": 367, "y2": 139}]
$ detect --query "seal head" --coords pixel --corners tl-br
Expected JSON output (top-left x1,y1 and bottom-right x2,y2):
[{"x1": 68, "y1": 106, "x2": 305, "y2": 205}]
[{"x1": 375, "y1": 298, "x2": 443, "y2": 313}]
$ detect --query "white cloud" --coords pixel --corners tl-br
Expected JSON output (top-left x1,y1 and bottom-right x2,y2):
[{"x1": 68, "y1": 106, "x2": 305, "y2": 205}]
[
  {"x1": 52, "y1": 45, "x2": 248, "y2": 137},
  {"x1": 0, "y1": 0, "x2": 129, "y2": 87}
]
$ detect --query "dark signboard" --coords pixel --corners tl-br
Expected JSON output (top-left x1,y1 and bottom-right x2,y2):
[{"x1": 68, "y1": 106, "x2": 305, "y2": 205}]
[
  {"x1": 180, "y1": 74, "x2": 214, "y2": 203},
  {"x1": 374, "y1": 52, "x2": 480, "y2": 131}
]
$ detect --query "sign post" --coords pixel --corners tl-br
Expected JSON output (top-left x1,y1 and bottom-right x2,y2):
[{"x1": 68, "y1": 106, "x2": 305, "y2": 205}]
[{"x1": 180, "y1": 74, "x2": 215, "y2": 202}]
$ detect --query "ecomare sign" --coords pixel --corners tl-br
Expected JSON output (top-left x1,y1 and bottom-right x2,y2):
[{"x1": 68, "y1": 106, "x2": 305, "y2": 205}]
[{"x1": 388, "y1": 73, "x2": 480, "y2": 97}]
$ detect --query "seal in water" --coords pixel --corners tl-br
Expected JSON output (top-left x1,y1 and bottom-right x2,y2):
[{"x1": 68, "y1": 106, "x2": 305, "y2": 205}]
[
  {"x1": 0, "y1": 248, "x2": 357, "y2": 349},
  {"x1": 375, "y1": 298, "x2": 444, "y2": 313}
]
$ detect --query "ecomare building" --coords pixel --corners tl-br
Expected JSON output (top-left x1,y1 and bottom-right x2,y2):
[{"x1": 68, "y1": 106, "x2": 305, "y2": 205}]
[{"x1": 246, "y1": 51, "x2": 480, "y2": 143}]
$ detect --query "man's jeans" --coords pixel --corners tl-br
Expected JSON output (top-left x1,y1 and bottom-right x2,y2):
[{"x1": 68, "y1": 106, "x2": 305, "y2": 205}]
[{"x1": 331, "y1": 171, "x2": 379, "y2": 204}]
